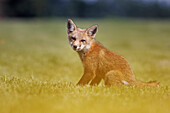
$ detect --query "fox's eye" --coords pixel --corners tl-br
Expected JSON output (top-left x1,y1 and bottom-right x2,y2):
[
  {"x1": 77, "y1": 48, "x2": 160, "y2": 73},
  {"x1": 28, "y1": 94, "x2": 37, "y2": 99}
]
[
  {"x1": 71, "y1": 37, "x2": 76, "y2": 41},
  {"x1": 81, "y1": 39, "x2": 86, "y2": 42}
]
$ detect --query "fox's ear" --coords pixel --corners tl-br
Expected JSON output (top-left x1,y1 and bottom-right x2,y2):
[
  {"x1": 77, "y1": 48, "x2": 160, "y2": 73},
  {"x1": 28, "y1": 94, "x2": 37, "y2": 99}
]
[
  {"x1": 87, "y1": 25, "x2": 98, "y2": 38},
  {"x1": 67, "y1": 19, "x2": 76, "y2": 33}
]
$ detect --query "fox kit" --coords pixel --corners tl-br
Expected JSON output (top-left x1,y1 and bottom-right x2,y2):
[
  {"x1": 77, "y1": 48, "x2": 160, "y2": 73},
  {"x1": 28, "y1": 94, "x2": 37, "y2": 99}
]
[{"x1": 67, "y1": 19, "x2": 159, "y2": 87}]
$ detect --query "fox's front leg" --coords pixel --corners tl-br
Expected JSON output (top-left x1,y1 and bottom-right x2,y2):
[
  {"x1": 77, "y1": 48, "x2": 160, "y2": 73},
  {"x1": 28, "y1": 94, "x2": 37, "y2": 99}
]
[
  {"x1": 90, "y1": 75, "x2": 102, "y2": 86},
  {"x1": 77, "y1": 72, "x2": 96, "y2": 86}
]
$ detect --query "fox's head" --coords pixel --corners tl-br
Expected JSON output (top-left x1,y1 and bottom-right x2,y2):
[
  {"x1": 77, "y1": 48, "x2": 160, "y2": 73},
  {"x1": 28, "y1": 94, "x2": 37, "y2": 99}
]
[{"x1": 67, "y1": 19, "x2": 98, "y2": 52}]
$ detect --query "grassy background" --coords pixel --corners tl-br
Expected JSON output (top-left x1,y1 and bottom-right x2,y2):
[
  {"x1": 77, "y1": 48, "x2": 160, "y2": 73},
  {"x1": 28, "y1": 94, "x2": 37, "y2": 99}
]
[{"x1": 0, "y1": 18, "x2": 170, "y2": 113}]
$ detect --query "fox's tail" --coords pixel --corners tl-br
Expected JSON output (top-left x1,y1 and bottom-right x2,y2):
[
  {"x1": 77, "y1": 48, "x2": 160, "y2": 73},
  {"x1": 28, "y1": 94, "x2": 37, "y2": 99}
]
[{"x1": 133, "y1": 81, "x2": 160, "y2": 87}]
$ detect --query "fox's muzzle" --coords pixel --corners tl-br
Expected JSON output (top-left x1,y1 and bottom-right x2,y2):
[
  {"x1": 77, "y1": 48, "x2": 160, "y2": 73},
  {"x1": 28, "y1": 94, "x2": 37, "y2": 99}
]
[{"x1": 73, "y1": 45, "x2": 77, "y2": 49}]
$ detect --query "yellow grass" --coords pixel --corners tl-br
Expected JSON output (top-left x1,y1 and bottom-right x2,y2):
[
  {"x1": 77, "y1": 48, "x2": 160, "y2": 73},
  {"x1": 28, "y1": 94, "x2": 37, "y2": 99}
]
[{"x1": 0, "y1": 18, "x2": 170, "y2": 113}]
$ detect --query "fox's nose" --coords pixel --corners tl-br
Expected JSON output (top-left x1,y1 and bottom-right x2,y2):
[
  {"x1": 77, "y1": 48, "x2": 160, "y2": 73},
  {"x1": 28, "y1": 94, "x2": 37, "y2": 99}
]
[{"x1": 73, "y1": 45, "x2": 77, "y2": 49}]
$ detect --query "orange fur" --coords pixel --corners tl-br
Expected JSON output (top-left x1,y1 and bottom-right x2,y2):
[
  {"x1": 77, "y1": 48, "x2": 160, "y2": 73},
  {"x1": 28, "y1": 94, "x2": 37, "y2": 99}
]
[{"x1": 67, "y1": 19, "x2": 159, "y2": 87}]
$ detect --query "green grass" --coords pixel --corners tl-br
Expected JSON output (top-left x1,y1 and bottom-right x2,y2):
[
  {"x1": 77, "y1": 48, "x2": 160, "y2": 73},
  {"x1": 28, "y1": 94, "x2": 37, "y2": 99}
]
[{"x1": 0, "y1": 18, "x2": 170, "y2": 113}]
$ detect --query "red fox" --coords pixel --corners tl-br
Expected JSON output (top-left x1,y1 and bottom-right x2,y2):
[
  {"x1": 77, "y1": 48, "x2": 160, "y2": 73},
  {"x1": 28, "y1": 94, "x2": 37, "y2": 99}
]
[{"x1": 67, "y1": 19, "x2": 159, "y2": 87}]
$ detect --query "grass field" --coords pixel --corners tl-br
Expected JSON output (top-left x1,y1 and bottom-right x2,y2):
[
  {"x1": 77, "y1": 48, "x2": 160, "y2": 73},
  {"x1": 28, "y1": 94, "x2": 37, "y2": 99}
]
[{"x1": 0, "y1": 18, "x2": 170, "y2": 113}]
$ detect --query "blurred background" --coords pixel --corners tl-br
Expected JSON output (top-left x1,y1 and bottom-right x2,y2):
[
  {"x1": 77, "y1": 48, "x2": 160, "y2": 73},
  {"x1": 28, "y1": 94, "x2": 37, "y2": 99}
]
[
  {"x1": 0, "y1": 0, "x2": 170, "y2": 18},
  {"x1": 0, "y1": 0, "x2": 170, "y2": 83}
]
